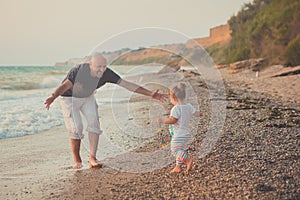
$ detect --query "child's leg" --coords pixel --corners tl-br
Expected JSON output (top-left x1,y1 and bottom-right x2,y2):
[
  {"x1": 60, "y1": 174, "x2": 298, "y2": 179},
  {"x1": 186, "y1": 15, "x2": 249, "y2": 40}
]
[
  {"x1": 173, "y1": 151, "x2": 193, "y2": 173},
  {"x1": 170, "y1": 164, "x2": 182, "y2": 173},
  {"x1": 170, "y1": 136, "x2": 191, "y2": 173},
  {"x1": 170, "y1": 150, "x2": 186, "y2": 173},
  {"x1": 185, "y1": 156, "x2": 193, "y2": 173}
]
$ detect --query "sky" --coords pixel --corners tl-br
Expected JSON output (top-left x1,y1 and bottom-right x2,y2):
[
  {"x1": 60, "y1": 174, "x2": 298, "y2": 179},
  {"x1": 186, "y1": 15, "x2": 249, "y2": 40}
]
[{"x1": 0, "y1": 0, "x2": 251, "y2": 66}]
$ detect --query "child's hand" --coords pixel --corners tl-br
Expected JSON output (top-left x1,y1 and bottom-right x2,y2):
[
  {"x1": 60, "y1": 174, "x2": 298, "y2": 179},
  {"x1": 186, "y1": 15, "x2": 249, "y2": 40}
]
[
  {"x1": 193, "y1": 111, "x2": 203, "y2": 118},
  {"x1": 199, "y1": 112, "x2": 204, "y2": 118},
  {"x1": 154, "y1": 118, "x2": 163, "y2": 124}
]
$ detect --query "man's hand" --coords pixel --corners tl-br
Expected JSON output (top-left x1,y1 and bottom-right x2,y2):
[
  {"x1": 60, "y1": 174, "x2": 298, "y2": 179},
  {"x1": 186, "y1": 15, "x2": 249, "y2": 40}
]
[
  {"x1": 118, "y1": 80, "x2": 168, "y2": 102},
  {"x1": 151, "y1": 89, "x2": 168, "y2": 102},
  {"x1": 44, "y1": 94, "x2": 57, "y2": 110},
  {"x1": 44, "y1": 80, "x2": 72, "y2": 110}
]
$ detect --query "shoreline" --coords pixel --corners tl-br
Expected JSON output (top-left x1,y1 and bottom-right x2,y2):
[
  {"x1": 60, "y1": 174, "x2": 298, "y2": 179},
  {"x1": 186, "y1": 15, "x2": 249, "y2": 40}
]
[{"x1": 1, "y1": 68, "x2": 299, "y2": 199}]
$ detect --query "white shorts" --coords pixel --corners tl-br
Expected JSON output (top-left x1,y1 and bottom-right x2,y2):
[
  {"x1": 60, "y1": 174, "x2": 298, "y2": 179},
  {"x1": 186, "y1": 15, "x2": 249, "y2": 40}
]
[{"x1": 59, "y1": 94, "x2": 102, "y2": 139}]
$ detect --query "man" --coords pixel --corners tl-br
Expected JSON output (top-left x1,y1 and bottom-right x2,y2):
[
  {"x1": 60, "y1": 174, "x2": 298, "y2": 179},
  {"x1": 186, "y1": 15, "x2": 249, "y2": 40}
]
[{"x1": 45, "y1": 53, "x2": 167, "y2": 169}]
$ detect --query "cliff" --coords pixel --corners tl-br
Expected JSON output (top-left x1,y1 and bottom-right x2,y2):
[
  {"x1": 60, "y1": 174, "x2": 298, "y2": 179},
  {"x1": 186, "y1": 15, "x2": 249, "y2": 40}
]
[
  {"x1": 55, "y1": 24, "x2": 231, "y2": 67},
  {"x1": 109, "y1": 24, "x2": 231, "y2": 66},
  {"x1": 225, "y1": 0, "x2": 300, "y2": 65},
  {"x1": 186, "y1": 24, "x2": 231, "y2": 48}
]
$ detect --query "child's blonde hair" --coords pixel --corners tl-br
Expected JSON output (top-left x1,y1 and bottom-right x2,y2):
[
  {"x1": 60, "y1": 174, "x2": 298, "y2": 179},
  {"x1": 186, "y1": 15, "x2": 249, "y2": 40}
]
[{"x1": 171, "y1": 82, "x2": 186, "y2": 101}]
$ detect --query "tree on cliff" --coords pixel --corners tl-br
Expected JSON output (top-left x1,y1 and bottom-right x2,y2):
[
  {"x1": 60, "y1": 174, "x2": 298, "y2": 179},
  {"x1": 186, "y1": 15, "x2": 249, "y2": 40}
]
[{"x1": 224, "y1": 0, "x2": 300, "y2": 66}]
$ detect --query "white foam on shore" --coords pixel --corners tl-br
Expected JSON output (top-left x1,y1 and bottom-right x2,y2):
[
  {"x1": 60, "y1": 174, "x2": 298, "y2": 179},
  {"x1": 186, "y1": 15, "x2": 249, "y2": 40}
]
[
  {"x1": 0, "y1": 85, "x2": 133, "y2": 139},
  {"x1": 0, "y1": 87, "x2": 63, "y2": 139},
  {"x1": 0, "y1": 65, "x2": 164, "y2": 139}
]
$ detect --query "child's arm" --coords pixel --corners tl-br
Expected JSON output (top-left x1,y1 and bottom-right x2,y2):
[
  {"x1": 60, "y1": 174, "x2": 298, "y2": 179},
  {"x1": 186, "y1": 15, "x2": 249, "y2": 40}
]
[
  {"x1": 193, "y1": 111, "x2": 203, "y2": 118},
  {"x1": 164, "y1": 116, "x2": 178, "y2": 124},
  {"x1": 157, "y1": 116, "x2": 178, "y2": 125}
]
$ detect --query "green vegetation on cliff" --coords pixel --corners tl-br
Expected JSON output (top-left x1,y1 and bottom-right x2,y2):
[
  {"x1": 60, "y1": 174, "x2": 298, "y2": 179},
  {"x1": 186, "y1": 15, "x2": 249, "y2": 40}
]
[
  {"x1": 104, "y1": 0, "x2": 299, "y2": 67},
  {"x1": 221, "y1": 0, "x2": 300, "y2": 65}
]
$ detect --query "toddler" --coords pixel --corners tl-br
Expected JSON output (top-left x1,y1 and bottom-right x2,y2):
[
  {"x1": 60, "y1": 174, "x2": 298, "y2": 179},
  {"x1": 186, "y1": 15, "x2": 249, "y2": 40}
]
[{"x1": 158, "y1": 83, "x2": 201, "y2": 173}]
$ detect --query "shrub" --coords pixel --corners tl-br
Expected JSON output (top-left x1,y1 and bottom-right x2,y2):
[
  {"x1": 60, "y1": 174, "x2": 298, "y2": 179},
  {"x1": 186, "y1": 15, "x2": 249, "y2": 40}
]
[{"x1": 283, "y1": 35, "x2": 300, "y2": 66}]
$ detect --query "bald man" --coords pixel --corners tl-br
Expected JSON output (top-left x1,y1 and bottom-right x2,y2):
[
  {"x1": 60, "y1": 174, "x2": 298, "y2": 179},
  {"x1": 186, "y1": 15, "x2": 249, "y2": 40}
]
[{"x1": 45, "y1": 53, "x2": 167, "y2": 169}]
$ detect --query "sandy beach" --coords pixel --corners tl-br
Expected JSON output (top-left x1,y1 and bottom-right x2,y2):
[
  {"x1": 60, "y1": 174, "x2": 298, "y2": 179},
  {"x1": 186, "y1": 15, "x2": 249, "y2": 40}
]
[{"x1": 0, "y1": 66, "x2": 299, "y2": 199}]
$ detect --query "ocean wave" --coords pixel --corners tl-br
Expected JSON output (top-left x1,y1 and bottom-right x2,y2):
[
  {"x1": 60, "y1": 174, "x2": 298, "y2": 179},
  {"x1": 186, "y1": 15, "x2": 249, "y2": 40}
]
[
  {"x1": 44, "y1": 70, "x2": 68, "y2": 75},
  {"x1": 0, "y1": 82, "x2": 58, "y2": 90},
  {"x1": 0, "y1": 76, "x2": 61, "y2": 91},
  {"x1": 0, "y1": 92, "x2": 64, "y2": 139}
]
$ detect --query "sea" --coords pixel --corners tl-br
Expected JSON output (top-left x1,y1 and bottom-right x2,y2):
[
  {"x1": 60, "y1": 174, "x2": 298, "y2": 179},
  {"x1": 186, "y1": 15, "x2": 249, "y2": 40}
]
[{"x1": 0, "y1": 65, "x2": 165, "y2": 139}]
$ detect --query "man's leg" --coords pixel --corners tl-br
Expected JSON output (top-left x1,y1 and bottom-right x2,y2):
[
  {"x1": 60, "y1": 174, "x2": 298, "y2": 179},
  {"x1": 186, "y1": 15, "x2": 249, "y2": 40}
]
[
  {"x1": 70, "y1": 138, "x2": 83, "y2": 169},
  {"x1": 81, "y1": 95, "x2": 103, "y2": 168},
  {"x1": 60, "y1": 97, "x2": 84, "y2": 169},
  {"x1": 88, "y1": 132, "x2": 102, "y2": 168}
]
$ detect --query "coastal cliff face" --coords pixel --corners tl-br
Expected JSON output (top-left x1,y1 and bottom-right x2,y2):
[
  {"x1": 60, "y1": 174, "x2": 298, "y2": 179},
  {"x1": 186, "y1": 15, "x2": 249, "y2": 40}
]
[
  {"x1": 186, "y1": 24, "x2": 231, "y2": 48},
  {"x1": 110, "y1": 24, "x2": 231, "y2": 66},
  {"x1": 55, "y1": 24, "x2": 231, "y2": 67}
]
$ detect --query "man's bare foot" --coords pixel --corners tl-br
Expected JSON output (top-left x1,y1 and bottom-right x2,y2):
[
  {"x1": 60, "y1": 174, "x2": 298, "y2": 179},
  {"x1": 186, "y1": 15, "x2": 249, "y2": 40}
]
[
  {"x1": 89, "y1": 159, "x2": 103, "y2": 168},
  {"x1": 185, "y1": 158, "x2": 193, "y2": 173},
  {"x1": 72, "y1": 162, "x2": 83, "y2": 169},
  {"x1": 170, "y1": 165, "x2": 182, "y2": 173}
]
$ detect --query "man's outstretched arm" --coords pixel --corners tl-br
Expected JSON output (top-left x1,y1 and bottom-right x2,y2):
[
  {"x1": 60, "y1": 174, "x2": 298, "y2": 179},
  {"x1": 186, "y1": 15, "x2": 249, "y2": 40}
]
[
  {"x1": 118, "y1": 79, "x2": 168, "y2": 102},
  {"x1": 44, "y1": 79, "x2": 73, "y2": 110}
]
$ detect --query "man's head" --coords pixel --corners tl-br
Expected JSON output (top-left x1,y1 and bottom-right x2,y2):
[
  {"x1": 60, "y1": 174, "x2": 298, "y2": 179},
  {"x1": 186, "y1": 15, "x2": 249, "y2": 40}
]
[{"x1": 89, "y1": 53, "x2": 107, "y2": 78}]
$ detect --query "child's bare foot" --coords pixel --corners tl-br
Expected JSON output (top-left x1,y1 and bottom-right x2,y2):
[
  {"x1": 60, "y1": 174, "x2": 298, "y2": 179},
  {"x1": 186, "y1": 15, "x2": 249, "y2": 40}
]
[
  {"x1": 170, "y1": 165, "x2": 182, "y2": 173},
  {"x1": 89, "y1": 159, "x2": 103, "y2": 168},
  {"x1": 72, "y1": 162, "x2": 83, "y2": 169},
  {"x1": 185, "y1": 158, "x2": 193, "y2": 173}
]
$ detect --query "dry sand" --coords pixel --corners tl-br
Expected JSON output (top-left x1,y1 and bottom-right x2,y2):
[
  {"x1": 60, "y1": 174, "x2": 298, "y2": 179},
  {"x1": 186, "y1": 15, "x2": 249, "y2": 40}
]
[
  {"x1": 0, "y1": 66, "x2": 299, "y2": 199},
  {"x1": 219, "y1": 65, "x2": 300, "y2": 106}
]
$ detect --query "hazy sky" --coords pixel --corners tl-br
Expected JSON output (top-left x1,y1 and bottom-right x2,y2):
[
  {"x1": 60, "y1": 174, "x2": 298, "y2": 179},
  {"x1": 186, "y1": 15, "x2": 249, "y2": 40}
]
[{"x1": 0, "y1": 0, "x2": 251, "y2": 65}]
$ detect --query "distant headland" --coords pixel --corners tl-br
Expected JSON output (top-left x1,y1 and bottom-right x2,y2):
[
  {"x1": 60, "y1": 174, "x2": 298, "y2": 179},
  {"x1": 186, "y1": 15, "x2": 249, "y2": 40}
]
[{"x1": 54, "y1": 24, "x2": 231, "y2": 67}]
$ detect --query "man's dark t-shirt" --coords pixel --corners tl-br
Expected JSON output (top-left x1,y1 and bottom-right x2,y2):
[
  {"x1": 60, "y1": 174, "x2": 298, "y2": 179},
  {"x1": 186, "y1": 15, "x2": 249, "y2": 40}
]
[{"x1": 61, "y1": 63, "x2": 121, "y2": 98}]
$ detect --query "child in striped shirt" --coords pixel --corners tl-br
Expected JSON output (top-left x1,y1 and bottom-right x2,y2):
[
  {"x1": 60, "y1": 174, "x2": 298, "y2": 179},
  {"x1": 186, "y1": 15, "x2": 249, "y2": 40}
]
[{"x1": 158, "y1": 83, "x2": 202, "y2": 173}]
